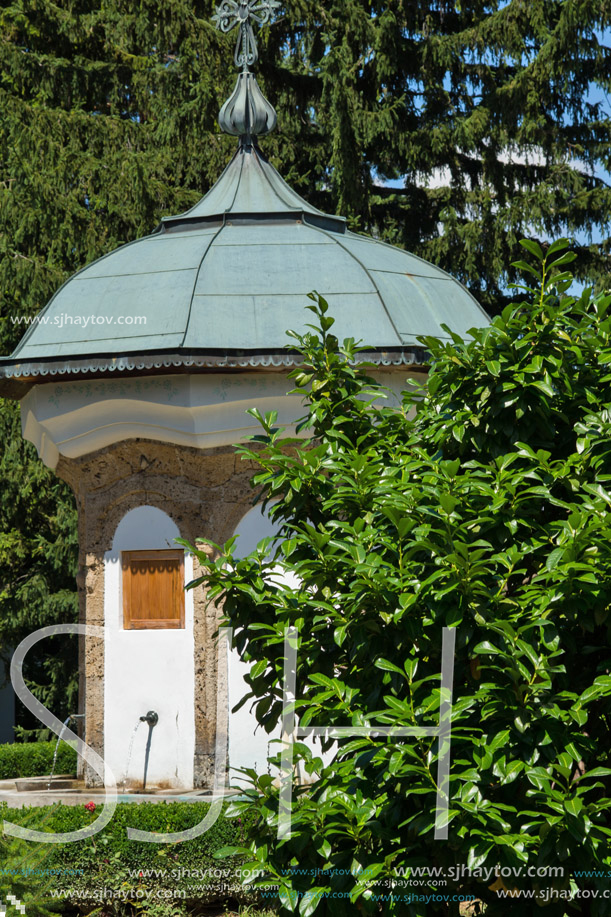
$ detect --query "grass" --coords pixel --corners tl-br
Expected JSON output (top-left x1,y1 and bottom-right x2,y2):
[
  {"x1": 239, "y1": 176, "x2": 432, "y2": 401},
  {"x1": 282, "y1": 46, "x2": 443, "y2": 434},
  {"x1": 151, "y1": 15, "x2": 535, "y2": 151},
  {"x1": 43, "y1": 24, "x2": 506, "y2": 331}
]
[{"x1": 208, "y1": 910, "x2": 278, "y2": 916}]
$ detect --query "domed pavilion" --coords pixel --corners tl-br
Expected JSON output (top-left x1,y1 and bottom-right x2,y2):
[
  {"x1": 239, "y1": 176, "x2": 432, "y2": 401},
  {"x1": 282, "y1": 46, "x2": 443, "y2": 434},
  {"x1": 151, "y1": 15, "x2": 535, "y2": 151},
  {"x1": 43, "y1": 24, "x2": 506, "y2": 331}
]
[{"x1": 0, "y1": 1, "x2": 488, "y2": 791}]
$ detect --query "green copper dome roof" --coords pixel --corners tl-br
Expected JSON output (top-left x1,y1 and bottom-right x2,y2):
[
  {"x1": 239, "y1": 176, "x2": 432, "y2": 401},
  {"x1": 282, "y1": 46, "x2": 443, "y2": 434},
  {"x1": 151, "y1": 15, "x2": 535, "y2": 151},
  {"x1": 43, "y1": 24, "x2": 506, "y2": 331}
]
[
  {"x1": 0, "y1": 1, "x2": 489, "y2": 389},
  {"x1": 0, "y1": 142, "x2": 488, "y2": 382}
]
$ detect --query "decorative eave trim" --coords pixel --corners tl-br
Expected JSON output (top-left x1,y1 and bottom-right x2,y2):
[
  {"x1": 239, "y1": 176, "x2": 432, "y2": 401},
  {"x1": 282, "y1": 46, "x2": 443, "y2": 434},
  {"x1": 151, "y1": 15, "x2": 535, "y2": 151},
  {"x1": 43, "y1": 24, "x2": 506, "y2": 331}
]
[{"x1": 0, "y1": 348, "x2": 429, "y2": 383}]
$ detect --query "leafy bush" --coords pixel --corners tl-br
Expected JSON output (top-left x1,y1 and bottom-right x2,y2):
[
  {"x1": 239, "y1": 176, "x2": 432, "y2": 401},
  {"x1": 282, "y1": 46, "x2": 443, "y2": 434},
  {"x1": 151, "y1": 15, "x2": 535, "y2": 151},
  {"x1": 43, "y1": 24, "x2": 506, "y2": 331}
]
[
  {"x1": 0, "y1": 741, "x2": 77, "y2": 779},
  {"x1": 187, "y1": 242, "x2": 611, "y2": 915}
]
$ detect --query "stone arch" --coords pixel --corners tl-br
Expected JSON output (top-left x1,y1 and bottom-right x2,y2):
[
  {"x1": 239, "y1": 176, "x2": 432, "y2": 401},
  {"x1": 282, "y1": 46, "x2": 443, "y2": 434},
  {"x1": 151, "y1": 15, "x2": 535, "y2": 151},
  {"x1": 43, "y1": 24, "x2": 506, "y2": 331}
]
[{"x1": 96, "y1": 491, "x2": 184, "y2": 556}]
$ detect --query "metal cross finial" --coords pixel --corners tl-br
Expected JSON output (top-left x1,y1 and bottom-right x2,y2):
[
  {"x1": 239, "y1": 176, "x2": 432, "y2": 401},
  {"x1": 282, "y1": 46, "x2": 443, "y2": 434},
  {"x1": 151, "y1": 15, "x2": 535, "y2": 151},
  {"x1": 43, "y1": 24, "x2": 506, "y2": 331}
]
[{"x1": 213, "y1": 0, "x2": 281, "y2": 71}]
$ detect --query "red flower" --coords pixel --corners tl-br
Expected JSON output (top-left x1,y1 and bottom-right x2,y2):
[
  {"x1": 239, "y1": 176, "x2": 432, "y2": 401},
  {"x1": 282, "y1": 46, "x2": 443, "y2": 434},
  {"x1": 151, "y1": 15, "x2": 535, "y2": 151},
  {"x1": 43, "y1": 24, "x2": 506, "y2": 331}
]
[{"x1": 84, "y1": 801, "x2": 96, "y2": 812}]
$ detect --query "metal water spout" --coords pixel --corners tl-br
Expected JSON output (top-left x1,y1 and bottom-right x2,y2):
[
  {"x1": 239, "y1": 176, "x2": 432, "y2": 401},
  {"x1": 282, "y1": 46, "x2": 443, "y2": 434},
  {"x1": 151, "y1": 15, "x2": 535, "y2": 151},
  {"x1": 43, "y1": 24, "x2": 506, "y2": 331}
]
[
  {"x1": 139, "y1": 712, "x2": 158, "y2": 790},
  {"x1": 139, "y1": 711, "x2": 158, "y2": 727}
]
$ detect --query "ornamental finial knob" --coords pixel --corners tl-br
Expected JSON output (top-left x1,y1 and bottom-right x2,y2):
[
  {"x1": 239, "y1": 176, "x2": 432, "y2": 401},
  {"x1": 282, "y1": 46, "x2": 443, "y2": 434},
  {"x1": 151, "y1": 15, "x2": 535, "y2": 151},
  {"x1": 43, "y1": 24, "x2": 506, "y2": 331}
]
[{"x1": 213, "y1": 0, "x2": 280, "y2": 143}]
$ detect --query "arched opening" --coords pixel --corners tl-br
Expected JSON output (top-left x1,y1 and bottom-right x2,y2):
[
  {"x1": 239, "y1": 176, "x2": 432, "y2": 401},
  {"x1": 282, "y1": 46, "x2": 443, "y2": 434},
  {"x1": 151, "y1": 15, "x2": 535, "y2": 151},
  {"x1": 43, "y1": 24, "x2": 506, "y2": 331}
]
[
  {"x1": 227, "y1": 505, "x2": 281, "y2": 775},
  {"x1": 103, "y1": 506, "x2": 195, "y2": 790}
]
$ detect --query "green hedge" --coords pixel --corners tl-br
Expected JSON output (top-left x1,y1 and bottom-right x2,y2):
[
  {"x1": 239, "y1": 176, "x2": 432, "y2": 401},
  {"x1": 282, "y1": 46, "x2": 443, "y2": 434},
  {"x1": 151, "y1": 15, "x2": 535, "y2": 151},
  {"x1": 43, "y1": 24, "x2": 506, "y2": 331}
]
[
  {"x1": 0, "y1": 741, "x2": 77, "y2": 779},
  {"x1": 4, "y1": 801, "x2": 265, "y2": 908}
]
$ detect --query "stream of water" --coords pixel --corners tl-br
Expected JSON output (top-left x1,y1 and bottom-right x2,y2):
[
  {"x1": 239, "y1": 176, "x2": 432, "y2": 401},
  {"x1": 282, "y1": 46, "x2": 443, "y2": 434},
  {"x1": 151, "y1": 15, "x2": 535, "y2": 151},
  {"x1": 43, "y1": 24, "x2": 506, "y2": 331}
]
[
  {"x1": 121, "y1": 720, "x2": 142, "y2": 790},
  {"x1": 47, "y1": 715, "x2": 73, "y2": 789}
]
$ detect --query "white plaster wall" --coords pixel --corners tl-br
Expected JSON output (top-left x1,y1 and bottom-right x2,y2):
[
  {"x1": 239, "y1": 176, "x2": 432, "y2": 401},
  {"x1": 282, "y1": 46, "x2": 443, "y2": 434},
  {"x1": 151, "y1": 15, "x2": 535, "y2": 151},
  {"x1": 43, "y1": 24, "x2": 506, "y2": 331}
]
[
  {"x1": 228, "y1": 506, "x2": 281, "y2": 780},
  {"x1": 228, "y1": 506, "x2": 334, "y2": 782},
  {"x1": 104, "y1": 506, "x2": 195, "y2": 790}
]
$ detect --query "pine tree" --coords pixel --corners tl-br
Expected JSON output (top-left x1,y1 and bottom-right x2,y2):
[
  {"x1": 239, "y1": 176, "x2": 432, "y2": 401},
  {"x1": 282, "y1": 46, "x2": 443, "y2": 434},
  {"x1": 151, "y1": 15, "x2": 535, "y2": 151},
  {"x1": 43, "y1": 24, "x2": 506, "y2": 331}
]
[
  {"x1": 0, "y1": 0, "x2": 232, "y2": 736},
  {"x1": 261, "y1": 0, "x2": 611, "y2": 307},
  {"x1": 0, "y1": 402, "x2": 78, "y2": 737},
  {"x1": 2, "y1": 1, "x2": 610, "y2": 328},
  {"x1": 1, "y1": 0, "x2": 610, "y2": 733}
]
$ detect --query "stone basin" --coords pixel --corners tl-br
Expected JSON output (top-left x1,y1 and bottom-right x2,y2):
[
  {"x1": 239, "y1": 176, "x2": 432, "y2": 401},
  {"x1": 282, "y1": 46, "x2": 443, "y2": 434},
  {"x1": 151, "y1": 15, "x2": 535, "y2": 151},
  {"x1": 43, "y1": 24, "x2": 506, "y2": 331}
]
[{"x1": 14, "y1": 775, "x2": 81, "y2": 792}]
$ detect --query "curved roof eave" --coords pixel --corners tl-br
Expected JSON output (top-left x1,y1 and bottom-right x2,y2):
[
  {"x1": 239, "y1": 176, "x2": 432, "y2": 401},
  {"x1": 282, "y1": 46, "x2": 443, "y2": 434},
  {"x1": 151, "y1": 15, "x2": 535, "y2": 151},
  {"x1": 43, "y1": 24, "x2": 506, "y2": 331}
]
[
  {"x1": 0, "y1": 346, "x2": 428, "y2": 378},
  {"x1": 0, "y1": 347, "x2": 429, "y2": 400}
]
